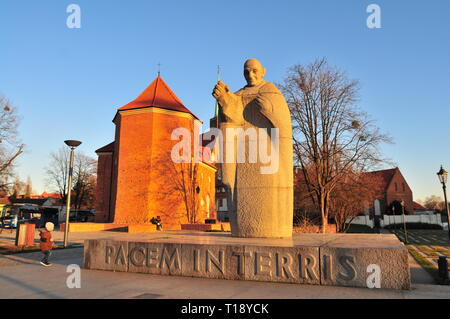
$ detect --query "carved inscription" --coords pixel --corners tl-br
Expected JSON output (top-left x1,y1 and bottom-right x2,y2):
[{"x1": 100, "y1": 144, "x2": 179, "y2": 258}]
[
  {"x1": 275, "y1": 253, "x2": 294, "y2": 278},
  {"x1": 337, "y1": 256, "x2": 356, "y2": 281},
  {"x1": 105, "y1": 246, "x2": 114, "y2": 264},
  {"x1": 115, "y1": 245, "x2": 126, "y2": 265},
  {"x1": 103, "y1": 244, "x2": 361, "y2": 284},
  {"x1": 254, "y1": 252, "x2": 271, "y2": 276},
  {"x1": 299, "y1": 254, "x2": 318, "y2": 280},
  {"x1": 193, "y1": 249, "x2": 200, "y2": 272},
  {"x1": 129, "y1": 247, "x2": 145, "y2": 266},
  {"x1": 160, "y1": 247, "x2": 181, "y2": 270},
  {"x1": 233, "y1": 251, "x2": 251, "y2": 275},
  {"x1": 322, "y1": 254, "x2": 357, "y2": 282},
  {"x1": 322, "y1": 254, "x2": 333, "y2": 280},
  {"x1": 106, "y1": 245, "x2": 181, "y2": 270},
  {"x1": 205, "y1": 250, "x2": 224, "y2": 274},
  {"x1": 146, "y1": 247, "x2": 159, "y2": 268},
  {"x1": 104, "y1": 245, "x2": 127, "y2": 265}
]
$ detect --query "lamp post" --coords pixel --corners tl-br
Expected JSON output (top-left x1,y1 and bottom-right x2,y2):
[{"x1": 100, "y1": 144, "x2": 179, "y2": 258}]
[
  {"x1": 437, "y1": 165, "x2": 450, "y2": 242},
  {"x1": 400, "y1": 200, "x2": 408, "y2": 244},
  {"x1": 389, "y1": 206, "x2": 393, "y2": 228},
  {"x1": 392, "y1": 204, "x2": 396, "y2": 232},
  {"x1": 63, "y1": 140, "x2": 82, "y2": 248}
]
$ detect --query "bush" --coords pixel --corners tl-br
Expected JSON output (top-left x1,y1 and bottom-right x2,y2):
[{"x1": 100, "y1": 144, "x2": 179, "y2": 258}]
[
  {"x1": 384, "y1": 223, "x2": 443, "y2": 230},
  {"x1": 293, "y1": 210, "x2": 321, "y2": 225},
  {"x1": 293, "y1": 216, "x2": 319, "y2": 233},
  {"x1": 293, "y1": 216, "x2": 337, "y2": 233}
]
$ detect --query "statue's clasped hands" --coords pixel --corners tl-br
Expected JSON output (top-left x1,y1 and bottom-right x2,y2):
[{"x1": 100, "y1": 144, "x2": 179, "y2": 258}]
[
  {"x1": 212, "y1": 81, "x2": 243, "y2": 124},
  {"x1": 212, "y1": 81, "x2": 233, "y2": 104}
]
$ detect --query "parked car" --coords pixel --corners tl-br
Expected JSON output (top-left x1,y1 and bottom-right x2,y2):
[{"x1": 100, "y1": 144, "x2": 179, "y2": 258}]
[
  {"x1": 0, "y1": 204, "x2": 42, "y2": 228},
  {"x1": 69, "y1": 210, "x2": 95, "y2": 222},
  {"x1": 40, "y1": 207, "x2": 59, "y2": 227}
]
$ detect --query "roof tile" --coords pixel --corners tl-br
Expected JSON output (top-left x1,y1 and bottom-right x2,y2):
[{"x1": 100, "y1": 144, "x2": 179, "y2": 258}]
[{"x1": 118, "y1": 76, "x2": 200, "y2": 120}]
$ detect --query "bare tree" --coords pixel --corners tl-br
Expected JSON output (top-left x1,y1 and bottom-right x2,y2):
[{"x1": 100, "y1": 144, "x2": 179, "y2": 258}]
[
  {"x1": 155, "y1": 155, "x2": 201, "y2": 224},
  {"x1": 45, "y1": 147, "x2": 96, "y2": 208},
  {"x1": 0, "y1": 95, "x2": 24, "y2": 192},
  {"x1": 174, "y1": 161, "x2": 200, "y2": 224},
  {"x1": 330, "y1": 171, "x2": 383, "y2": 233},
  {"x1": 280, "y1": 58, "x2": 391, "y2": 233},
  {"x1": 45, "y1": 148, "x2": 69, "y2": 203},
  {"x1": 294, "y1": 165, "x2": 383, "y2": 233},
  {"x1": 422, "y1": 195, "x2": 445, "y2": 212},
  {"x1": 293, "y1": 165, "x2": 321, "y2": 224},
  {"x1": 25, "y1": 176, "x2": 33, "y2": 198},
  {"x1": 72, "y1": 153, "x2": 97, "y2": 209},
  {"x1": 11, "y1": 177, "x2": 26, "y2": 198}
]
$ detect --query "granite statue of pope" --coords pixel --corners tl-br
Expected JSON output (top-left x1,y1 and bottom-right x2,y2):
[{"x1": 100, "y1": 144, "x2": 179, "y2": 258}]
[{"x1": 212, "y1": 59, "x2": 293, "y2": 238}]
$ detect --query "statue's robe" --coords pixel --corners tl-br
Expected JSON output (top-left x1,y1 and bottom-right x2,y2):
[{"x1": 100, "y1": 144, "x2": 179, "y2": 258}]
[{"x1": 219, "y1": 81, "x2": 293, "y2": 238}]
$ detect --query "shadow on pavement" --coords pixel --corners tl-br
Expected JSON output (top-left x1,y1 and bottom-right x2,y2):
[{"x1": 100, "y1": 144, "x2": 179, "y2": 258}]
[
  {"x1": 0, "y1": 248, "x2": 83, "y2": 267},
  {"x1": 0, "y1": 272, "x2": 61, "y2": 299}
]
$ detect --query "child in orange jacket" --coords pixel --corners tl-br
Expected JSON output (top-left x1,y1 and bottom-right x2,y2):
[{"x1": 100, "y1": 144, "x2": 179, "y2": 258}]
[{"x1": 39, "y1": 222, "x2": 54, "y2": 266}]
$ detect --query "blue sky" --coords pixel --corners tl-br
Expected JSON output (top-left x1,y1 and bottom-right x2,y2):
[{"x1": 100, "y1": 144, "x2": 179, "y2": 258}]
[{"x1": 0, "y1": 0, "x2": 449, "y2": 201}]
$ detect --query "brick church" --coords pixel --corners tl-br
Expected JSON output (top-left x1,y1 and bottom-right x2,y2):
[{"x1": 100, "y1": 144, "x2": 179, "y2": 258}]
[
  {"x1": 94, "y1": 76, "x2": 216, "y2": 228},
  {"x1": 364, "y1": 167, "x2": 414, "y2": 216}
]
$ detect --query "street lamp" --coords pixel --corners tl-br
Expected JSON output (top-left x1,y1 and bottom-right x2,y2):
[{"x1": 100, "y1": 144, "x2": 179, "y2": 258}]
[
  {"x1": 400, "y1": 200, "x2": 408, "y2": 244},
  {"x1": 437, "y1": 165, "x2": 450, "y2": 242},
  {"x1": 63, "y1": 140, "x2": 82, "y2": 248}
]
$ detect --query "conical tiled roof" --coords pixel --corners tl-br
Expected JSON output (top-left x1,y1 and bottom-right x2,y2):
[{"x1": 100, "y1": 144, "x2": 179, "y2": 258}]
[{"x1": 118, "y1": 76, "x2": 200, "y2": 120}]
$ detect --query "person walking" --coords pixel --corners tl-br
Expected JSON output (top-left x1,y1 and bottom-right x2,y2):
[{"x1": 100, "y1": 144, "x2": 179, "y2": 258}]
[
  {"x1": 155, "y1": 216, "x2": 163, "y2": 231},
  {"x1": 150, "y1": 216, "x2": 163, "y2": 231},
  {"x1": 39, "y1": 222, "x2": 54, "y2": 267}
]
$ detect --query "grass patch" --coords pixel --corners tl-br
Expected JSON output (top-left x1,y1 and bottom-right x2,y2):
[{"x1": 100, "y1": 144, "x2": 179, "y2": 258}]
[
  {"x1": 407, "y1": 246, "x2": 443, "y2": 284},
  {"x1": 407, "y1": 246, "x2": 450, "y2": 285},
  {"x1": 416, "y1": 245, "x2": 441, "y2": 257},
  {"x1": 431, "y1": 245, "x2": 450, "y2": 251},
  {"x1": 430, "y1": 247, "x2": 450, "y2": 257}
]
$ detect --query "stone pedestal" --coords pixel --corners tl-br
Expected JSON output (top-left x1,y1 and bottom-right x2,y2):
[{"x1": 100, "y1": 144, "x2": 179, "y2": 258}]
[{"x1": 83, "y1": 232, "x2": 410, "y2": 290}]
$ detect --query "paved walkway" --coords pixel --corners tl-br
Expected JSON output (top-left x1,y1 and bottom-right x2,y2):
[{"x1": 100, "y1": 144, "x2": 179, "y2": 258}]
[
  {"x1": 0, "y1": 230, "x2": 447, "y2": 299},
  {"x1": 389, "y1": 229, "x2": 450, "y2": 246},
  {"x1": 381, "y1": 229, "x2": 450, "y2": 278}
]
